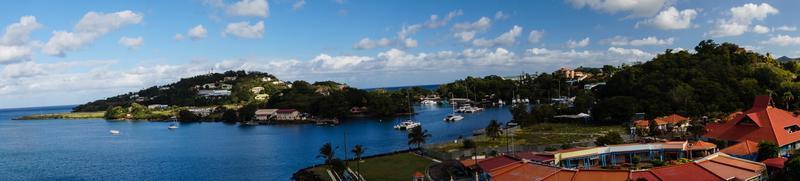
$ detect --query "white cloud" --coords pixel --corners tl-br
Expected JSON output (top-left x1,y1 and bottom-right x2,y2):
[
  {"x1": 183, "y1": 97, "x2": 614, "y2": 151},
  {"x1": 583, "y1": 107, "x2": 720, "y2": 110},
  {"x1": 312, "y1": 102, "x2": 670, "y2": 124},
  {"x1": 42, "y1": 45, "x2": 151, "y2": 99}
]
[
  {"x1": 606, "y1": 36, "x2": 673, "y2": 46},
  {"x1": 454, "y1": 31, "x2": 476, "y2": 42},
  {"x1": 528, "y1": 30, "x2": 544, "y2": 43},
  {"x1": 223, "y1": 21, "x2": 264, "y2": 39},
  {"x1": 353, "y1": 37, "x2": 392, "y2": 49},
  {"x1": 397, "y1": 24, "x2": 422, "y2": 40},
  {"x1": 760, "y1": 35, "x2": 800, "y2": 46},
  {"x1": 471, "y1": 25, "x2": 523, "y2": 47},
  {"x1": 752, "y1": 25, "x2": 770, "y2": 34},
  {"x1": 188, "y1": 25, "x2": 208, "y2": 40},
  {"x1": 708, "y1": 3, "x2": 779, "y2": 37},
  {"x1": 0, "y1": 45, "x2": 32, "y2": 64},
  {"x1": 226, "y1": 0, "x2": 269, "y2": 17},
  {"x1": 2, "y1": 16, "x2": 42, "y2": 45},
  {"x1": 494, "y1": 11, "x2": 510, "y2": 20},
  {"x1": 118, "y1": 36, "x2": 143, "y2": 49},
  {"x1": 402, "y1": 38, "x2": 418, "y2": 48},
  {"x1": 566, "y1": 37, "x2": 590, "y2": 48},
  {"x1": 292, "y1": 0, "x2": 306, "y2": 11},
  {"x1": 565, "y1": 0, "x2": 669, "y2": 17},
  {"x1": 174, "y1": 34, "x2": 184, "y2": 41},
  {"x1": 775, "y1": 25, "x2": 797, "y2": 32},
  {"x1": 424, "y1": 10, "x2": 463, "y2": 29},
  {"x1": 42, "y1": 10, "x2": 143, "y2": 56},
  {"x1": 637, "y1": 7, "x2": 696, "y2": 30},
  {"x1": 453, "y1": 17, "x2": 492, "y2": 32}
]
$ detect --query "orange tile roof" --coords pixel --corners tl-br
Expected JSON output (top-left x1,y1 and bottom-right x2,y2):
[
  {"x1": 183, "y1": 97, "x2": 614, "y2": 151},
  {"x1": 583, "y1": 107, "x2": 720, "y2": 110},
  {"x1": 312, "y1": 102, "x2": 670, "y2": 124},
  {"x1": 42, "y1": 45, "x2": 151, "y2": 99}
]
[
  {"x1": 630, "y1": 170, "x2": 661, "y2": 181},
  {"x1": 571, "y1": 170, "x2": 630, "y2": 181},
  {"x1": 703, "y1": 95, "x2": 800, "y2": 147},
  {"x1": 761, "y1": 157, "x2": 788, "y2": 169},
  {"x1": 649, "y1": 163, "x2": 723, "y2": 181},
  {"x1": 719, "y1": 140, "x2": 759, "y2": 156},
  {"x1": 490, "y1": 162, "x2": 561, "y2": 181},
  {"x1": 655, "y1": 114, "x2": 689, "y2": 124},
  {"x1": 633, "y1": 119, "x2": 652, "y2": 127},
  {"x1": 696, "y1": 154, "x2": 766, "y2": 181},
  {"x1": 477, "y1": 155, "x2": 519, "y2": 171},
  {"x1": 542, "y1": 170, "x2": 576, "y2": 181},
  {"x1": 707, "y1": 155, "x2": 765, "y2": 172},
  {"x1": 687, "y1": 141, "x2": 717, "y2": 150},
  {"x1": 460, "y1": 158, "x2": 486, "y2": 168}
]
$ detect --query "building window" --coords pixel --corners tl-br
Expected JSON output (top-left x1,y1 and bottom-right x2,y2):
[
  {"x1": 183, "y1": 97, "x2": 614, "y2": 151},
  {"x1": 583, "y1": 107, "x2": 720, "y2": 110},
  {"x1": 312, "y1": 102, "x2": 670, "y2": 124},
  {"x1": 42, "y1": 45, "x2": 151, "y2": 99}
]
[{"x1": 785, "y1": 125, "x2": 800, "y2": 134}]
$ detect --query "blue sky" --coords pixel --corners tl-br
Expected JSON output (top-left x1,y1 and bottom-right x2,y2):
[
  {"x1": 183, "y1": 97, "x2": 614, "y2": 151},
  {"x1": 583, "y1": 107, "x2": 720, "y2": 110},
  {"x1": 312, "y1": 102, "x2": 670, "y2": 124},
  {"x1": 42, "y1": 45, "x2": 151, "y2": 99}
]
[{"x1": 1, "y1": 0, "x2": 800, "y2": 108}]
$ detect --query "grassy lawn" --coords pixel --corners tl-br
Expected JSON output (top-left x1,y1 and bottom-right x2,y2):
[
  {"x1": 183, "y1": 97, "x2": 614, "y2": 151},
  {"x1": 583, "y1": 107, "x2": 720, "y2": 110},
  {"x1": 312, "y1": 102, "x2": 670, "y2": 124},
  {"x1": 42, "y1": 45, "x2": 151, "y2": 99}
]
[
  {"x1": 431, "y1": 123, "x2": 625, "y2": 152},
  {"x1": 309, "y1": 153, "x2": 433, "y2": 181},
  {"x1": 15, "y1": 111, "x2": 105, "y2": 120}
]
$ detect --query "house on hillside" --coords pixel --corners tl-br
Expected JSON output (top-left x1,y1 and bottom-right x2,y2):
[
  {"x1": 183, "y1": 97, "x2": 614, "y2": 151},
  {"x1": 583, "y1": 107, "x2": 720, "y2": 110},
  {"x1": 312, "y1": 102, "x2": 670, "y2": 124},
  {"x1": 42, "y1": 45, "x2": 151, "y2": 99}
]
[
  {"x1": 219, "y1": 83, "x2": 233, "y2": 90},
  {"x1": 254, "y1": 94, "x2": 269, "y2": 101},
  {"x1": 223, "y1": 76, "x2": 237, "y2": 81},
  {"x1": 147, "y1": 104, "x2": 169, "y2": 109},
  {"x1": 632, "y1": 114, "x2": 690, "y2": 133},
  {"x1": 275, "y1": 109, "x2": 301, "y2": 121},
  {"x1": 250, "y1": 86, "x2": 265, "y2": 94},
  {"x1": 198, "y1": 90, "x2": 231, "y2": 98},
  {"x1": 187, "y1": 107, "x2": 214, "y2": 117},
  {"x1": 255, "y1": 109, "x2": 277, "y2": 121},
  {"x1": 704, "y1": 95, "x2": 800, "y2": 156},
  {"x1": 202, "y1": 83, "x2": 218, "y2": 89}
]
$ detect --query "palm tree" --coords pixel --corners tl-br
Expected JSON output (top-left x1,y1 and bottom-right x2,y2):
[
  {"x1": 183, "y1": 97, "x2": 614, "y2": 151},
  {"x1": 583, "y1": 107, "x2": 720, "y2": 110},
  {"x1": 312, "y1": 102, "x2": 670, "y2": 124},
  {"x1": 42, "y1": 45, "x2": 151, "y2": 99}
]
[
  {"x1": 784, "y1": 91, "x2": 794, "y2": 110},
  {"x1": 486, "y1": 120, "x2": 501, "y2": 140},
  {"x1": 317, "y1": 142, "x2": 335, "y2": 166},
  {"x1": 407, "y1": 126, "x2": 432, "y2": 150},
  {"x1": 351, "y1": 145, "x2": 365, "y2": 173}
]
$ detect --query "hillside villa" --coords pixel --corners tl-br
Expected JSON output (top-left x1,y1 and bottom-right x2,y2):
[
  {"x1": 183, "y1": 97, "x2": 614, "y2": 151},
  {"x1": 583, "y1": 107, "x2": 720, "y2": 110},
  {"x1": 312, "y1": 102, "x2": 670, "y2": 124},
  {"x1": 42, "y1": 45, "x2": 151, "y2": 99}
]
[
  {"x1": 704, "y1": 95, "x2": 800, "y2": 156},
  {"x1": 632, "y1": 114, "x2": 690, "y2": 133}
]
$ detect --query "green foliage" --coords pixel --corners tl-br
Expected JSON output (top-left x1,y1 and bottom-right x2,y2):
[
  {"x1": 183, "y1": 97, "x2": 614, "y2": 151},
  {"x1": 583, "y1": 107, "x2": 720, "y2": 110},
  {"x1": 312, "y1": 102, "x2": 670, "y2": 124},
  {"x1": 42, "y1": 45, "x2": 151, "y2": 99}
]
[
  {"x1": 462, "y1": 139, "x2": 476, "y2": 149},
  {"x1": 407, "y1": 126, "x2": 431, "y2": 149},
  {"x1": 651, "y1": 159, "x2": 666, "y2": 167},
  {"x1": 757, "y1": 141, "x2": 780, "y2": 161},
  {"x1": 560, "y1": 143, "x2": 575, "y2": 149},
  {"x1": 436, "y1": 75, "x2": 516, "y2": 102},
  {"x1": 787, "y1": 155, "x2": 800, "y2": 180},
  {"x1": 222, "y1": 108, "x2": 238, "y2": 123},
  {"x1": 317, "y1": 142, "x2": 335, "y2": 165},
  {"x1": 485, "y1": 120, "x2": 502, "y2": 140},
  {"x1": 595, "y1": 132, "x2": 623, "y2": 146},
  {"x1": 544, "y1": 146, "x2": 558, "y2": 151},
  {"x1": 177, "y1": 110, "x2": 200, "y2": 122},
  {"x1": 237, "y1": 104, "x2": 258, "y2": 122},
  {"x1": 104, "y1": 106, "x2": 126, "y2": 119}
]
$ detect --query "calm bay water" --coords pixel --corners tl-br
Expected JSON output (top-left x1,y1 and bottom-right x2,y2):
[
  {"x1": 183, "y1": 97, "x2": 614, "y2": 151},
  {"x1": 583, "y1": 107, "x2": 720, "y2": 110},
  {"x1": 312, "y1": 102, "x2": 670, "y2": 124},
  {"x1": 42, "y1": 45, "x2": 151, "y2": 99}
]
[{"x1": 0, "y1": 104, "x2": 511, "y2": 180}]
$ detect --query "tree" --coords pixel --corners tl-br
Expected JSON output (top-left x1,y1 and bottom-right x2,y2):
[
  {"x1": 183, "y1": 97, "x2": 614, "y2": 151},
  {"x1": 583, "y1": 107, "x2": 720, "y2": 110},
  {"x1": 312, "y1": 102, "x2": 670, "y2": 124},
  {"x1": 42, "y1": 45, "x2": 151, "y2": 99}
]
[
  {"x1": 648, "y1": 119, "x2": 660, "y2": 136},
  {"x1": 237, "y1": 104, "x2": 258, "y2": 122},
  {"x1": 177, "y1": 110, "x2": 200, "y2": 122},
  {"x1": 351, "y1": 144, "x2": 364, "y2": 173},
  {"x1": 757, "y1": 141, "x2": 780, "y2": 161},
  {"x1": 486, "y1": 120, "x2": 502, "y2": 140},
  {"x1": 784, "y1": 91, "x2": 794, "y2": 110},
  {"x1": 222, "y1": 108, "x2": 238, "y2": 123},
  {"x1": 317, "y1": 143, "x2": 335, "y2": 166},
  {"x1": 407, "y1": 126, "x2": 432, "y2": 150},
  {"x1": 786, "y1": 155, "x2": 800, "y2": 180},
  {"x1": 462, "y1": 139, "x2": 476, "y2": 149},
  {"x1": 595, "y1": 132, "x2": 623, "y2": 146}
]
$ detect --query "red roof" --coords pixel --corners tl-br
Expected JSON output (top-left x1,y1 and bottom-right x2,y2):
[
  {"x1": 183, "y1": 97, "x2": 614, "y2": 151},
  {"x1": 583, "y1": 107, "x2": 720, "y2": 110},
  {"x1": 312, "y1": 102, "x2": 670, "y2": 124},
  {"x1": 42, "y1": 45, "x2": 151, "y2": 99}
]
[
  {"x1": 514, "y1": 152, "x2": 554, "y2": 163},
  {"x1": 655, "y1": 114, "x2": 689, "y2": 124},
  {"x1": 489, "y1": 162, "x2": 561, "y2": 181},
  {"x1": 630, "y1": 170, "x2": 661, "y2": 181},
  {"x1": 719, "y1": 140, "x2": 759, "y2": 156},
  {"x1": 542, "y1": 170, "x2": 575, "y2": 181},
  {"x1": 571, "y1": 170, "x2": 630, "y2": 181},
  {"x1": 762, "y1": 157, "x2": 788, "y2": 169},
  {"x1": 650, "y1": 163, "x2": 723, "y2": 181},
  {"x1": 633, "y1": 119, "x2": 652, "y2": 127},
  {"x1": 696, "y1": 154, "x2": 766, "y2": 181},
  {"x1": 703, "y1": 95, "x2": 800, "y2": 147},
  {"x1": 477, "y1": 155, "x2": 519, "y2": 171}
]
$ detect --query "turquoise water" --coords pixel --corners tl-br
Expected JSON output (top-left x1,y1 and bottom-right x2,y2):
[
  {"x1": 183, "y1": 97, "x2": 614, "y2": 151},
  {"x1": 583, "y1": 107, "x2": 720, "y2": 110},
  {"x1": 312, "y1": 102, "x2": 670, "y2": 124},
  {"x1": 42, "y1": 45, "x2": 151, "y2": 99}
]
[{"x1": 0, "y1": 104, "x2": 511, "y2": 180}]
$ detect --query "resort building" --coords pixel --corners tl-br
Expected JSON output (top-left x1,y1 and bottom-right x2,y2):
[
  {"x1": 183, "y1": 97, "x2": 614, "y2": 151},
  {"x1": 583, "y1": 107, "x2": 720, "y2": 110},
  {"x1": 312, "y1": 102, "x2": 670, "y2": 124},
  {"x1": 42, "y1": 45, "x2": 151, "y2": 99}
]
[
  {"x1": 250, "y1": 86, "x2": 264, "y2": 94},
  {"x1": 198, "y1": 90, "x2": 231, "y2": 97},
  {"x1": 719, "y1": 140, "x2": 759, "y2": 161},
  {"x1": 254, "y1": 94, "x2": 269, "y2": 101},
  {"x1": 704, "y1": 95, "x2": 800, "y2": 156},
  {"x1": 255, "y1": 109, "x2": 278, "y2": 121},
  {"x1": 548, "y1": 141, "x2": 716, "y2": 169},
  {"x1": 464, "y1": 152, "x2": 766, "y2": 181},
  {"x1": 275, "y1": 109, "x2": 301, "y2": 121},
  {"x1": 187, "y1": 107, "x2": 214, "y2": 117}
]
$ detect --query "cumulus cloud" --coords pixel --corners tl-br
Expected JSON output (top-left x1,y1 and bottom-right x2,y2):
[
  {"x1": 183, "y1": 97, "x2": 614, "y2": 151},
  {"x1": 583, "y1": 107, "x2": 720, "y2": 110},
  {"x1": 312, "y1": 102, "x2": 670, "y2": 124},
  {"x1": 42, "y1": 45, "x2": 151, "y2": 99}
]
[
  {"x1": 528, "y1": 30, "x2": 544, "y2": 43},
  {"x1": 188, "y1": 25, "x2": 208, "y2": 40},
  {"x1": 2, "y1": 16, "x2": 41, "y2": 45},
  {"x1": 472, "y1": 25, "x2": 523, "y2": 47},
  {"x1": 752, "y1": 25, "x2": 770, "y2": 34},
  {"x1": 118, "y1": 36, "x2": 143, "y2": 49},
  {"x1": 0, "y1": 16, "x2": 41, "y2": 64},
  {"x1": 707, "y1": 3, "x2": 779, "y2": 37},
  {"x1": 42, "y1": 10, "x2": 143, "y2": 56},
  {"x1": 760, "y1": 35, "x2": 800, "y2": 46},
  {"x1": 636, "y1": 7, "x2": 696, "y2": 30},
  {"x1": 566, "y1": 37, "x2": 590, "y2": 48},
  {"x1": 452, "y1": 17, "x2": 492, "y2": 42},
  {"x1": 224, "y1": 21, "x2": 264, "y2": 39},
  {"x1": 292, "y1": 0, "x2": 306, "y2": 11},
  {"x1": 424, "y1": 10, "x2": 463, "y2": 29},
  {"x1": 353, "y1": 38, "x2": 391, "y2": 49},
  {"x1": 565, "y1": 0, "x2": 669, "y2": 18},
  {"x1": 226, "y1": 0, "x2": 269, "y2": 17},
  {"x1": 775, "y1": 25, "x2": 797, "y2": 32},
  {"x1": 494, "y1": 11, "x2": 510, "y2": 20},
  {"x1": 605, "y1": 36, "x2": 673, "y2": 46}
]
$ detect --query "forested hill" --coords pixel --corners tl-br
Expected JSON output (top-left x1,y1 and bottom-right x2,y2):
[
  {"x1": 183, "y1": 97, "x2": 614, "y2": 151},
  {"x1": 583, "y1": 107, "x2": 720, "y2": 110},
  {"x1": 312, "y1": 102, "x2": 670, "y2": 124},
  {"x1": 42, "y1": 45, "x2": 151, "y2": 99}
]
[
  {"x1": 594, "y1": 40, "x2": 800, "y2": 120},
  {"x1": 72, "y1": 70, "x2": 283, "y2": 112}
]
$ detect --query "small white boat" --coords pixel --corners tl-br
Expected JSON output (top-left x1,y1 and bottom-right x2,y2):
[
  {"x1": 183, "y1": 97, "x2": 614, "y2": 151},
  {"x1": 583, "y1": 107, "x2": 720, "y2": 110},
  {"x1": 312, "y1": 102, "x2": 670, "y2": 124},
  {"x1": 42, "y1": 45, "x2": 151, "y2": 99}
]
[
  {"x1": 444, "y1": 114, "x2": 464, "y2": 121},
  {"x1": 168, "y1": 124, "x2": 179, "y2": 129},
  {"x1": 393, "y1": 120, "x2": 421, "y2": 130},
  {"x1": 109, "y1": 130, "x2": 120, "y2": 135},
  {"x1": 421, "y1": 100, "x2": 438, "y2": 105}
]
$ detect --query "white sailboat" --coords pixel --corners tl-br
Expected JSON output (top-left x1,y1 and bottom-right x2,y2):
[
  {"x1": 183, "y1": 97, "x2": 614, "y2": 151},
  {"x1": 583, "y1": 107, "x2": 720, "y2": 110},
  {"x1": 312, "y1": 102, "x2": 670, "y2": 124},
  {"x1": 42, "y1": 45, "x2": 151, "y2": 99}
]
[{"x1": 109, "y1": 130, "x2": 120, "y2": 135}]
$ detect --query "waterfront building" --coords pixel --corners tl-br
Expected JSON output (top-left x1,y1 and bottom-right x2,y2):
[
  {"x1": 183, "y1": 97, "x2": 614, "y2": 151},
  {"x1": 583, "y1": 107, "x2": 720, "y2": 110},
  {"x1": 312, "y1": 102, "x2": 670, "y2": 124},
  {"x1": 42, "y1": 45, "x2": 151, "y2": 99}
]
[
  {"x1": 255, "y1": 109, "x2": 278, "y2": 121},
  {"x1": 704, "y1": 95, "x2": 800, "y2": 155},
  {"x1": 187, "y1": 107, "x2": 214, "y2": 117},
  {"x1": 275, "y1": 109, "x2": 301, "y2": 120},
  {"x1": 550, "y1": 141, "x2": 716, "y2": 169}
]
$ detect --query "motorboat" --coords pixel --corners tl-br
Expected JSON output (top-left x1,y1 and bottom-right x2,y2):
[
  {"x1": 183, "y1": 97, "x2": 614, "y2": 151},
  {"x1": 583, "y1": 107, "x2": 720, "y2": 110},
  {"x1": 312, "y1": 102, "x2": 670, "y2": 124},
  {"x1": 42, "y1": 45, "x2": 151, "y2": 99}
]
[
  {"x1": 168, "y1": 124, "x2": 179, "y2": 129},
  {"x1": 109, "y1": 130, "x2": 120, "y2": 135},
  {"x1": 444, "y1": 114, "x2": 464, "y2": 121},
  {"x1": 420, "y1": 100, "x2": 437, "y2": 105},
  {"x1": 393, "y1": 120, "x2": 421, "y2": 130}
]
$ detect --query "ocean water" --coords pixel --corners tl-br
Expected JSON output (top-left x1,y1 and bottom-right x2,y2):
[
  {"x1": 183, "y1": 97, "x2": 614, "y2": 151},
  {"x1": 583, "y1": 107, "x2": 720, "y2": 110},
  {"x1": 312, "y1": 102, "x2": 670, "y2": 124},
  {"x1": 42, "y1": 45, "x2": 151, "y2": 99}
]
[{"x1": 0, "y1": 104, "x2": 511, "y2": 180}]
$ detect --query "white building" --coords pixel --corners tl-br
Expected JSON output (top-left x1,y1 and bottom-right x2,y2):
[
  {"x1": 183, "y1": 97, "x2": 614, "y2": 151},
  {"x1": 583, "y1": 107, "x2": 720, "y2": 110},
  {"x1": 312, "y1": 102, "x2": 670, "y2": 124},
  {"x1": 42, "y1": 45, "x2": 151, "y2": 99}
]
[{"x1": 255, "y1": 109, "x2": 278, "y2": 121}]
